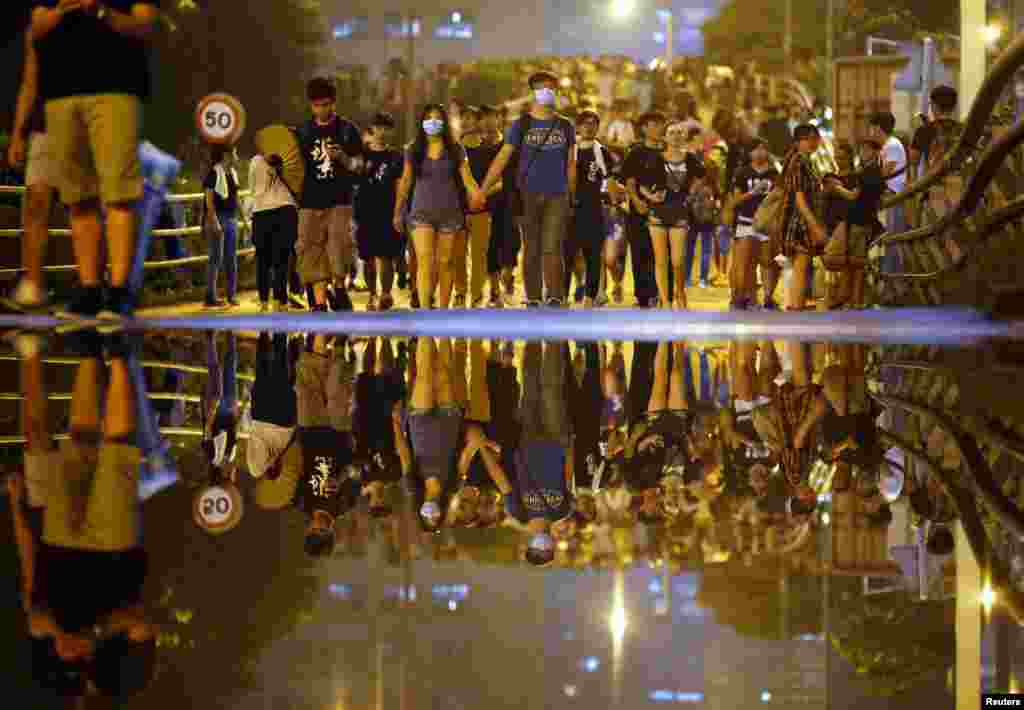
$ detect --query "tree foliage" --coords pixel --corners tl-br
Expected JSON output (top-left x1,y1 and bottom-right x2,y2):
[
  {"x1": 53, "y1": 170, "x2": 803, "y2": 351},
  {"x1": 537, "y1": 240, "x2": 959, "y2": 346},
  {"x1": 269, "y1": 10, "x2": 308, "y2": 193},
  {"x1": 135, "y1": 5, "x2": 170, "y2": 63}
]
[{"x1": 147, "y1": 0, "x2": 328, "y2": 158}]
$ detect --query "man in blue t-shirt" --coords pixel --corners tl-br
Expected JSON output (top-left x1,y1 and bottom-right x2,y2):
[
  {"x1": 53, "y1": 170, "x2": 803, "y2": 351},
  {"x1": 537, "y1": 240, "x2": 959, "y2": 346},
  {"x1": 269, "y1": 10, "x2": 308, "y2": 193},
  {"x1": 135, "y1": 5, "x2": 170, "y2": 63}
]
[{"x1": 479, "y1": 71, "x2": 577, "y2": 306}]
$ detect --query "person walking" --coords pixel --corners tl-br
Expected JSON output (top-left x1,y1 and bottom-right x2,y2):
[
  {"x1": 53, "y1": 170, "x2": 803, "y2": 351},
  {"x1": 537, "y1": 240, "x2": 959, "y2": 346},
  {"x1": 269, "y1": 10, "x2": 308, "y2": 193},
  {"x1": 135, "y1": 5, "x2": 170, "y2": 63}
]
[
  {"x1": 458, "y1": 106, "x2": 503, "y2": 308},
  {"x1": 5, "y1": 26, "x2": 56, "y2": 313},
  {"x1": 249, "y1": 147, "x2": 297, "y2": 311},
  {"x1": 295, "y1": 77, "x2": 364, "y2": 312},
  {"x1": 353, "y1": 112, "x2": 404, "y2": 311},
  {"x1": 479, "y1": 71, "x2": 577, "y2": 307},
  {"x1": 393, "y1": 105, "x2": 484, "y2": 309},
  {"x1": 32, "y1": 0, "x2": 161, "y2": 325},
  {"x1": 779, "y1": 124, "x2": 828, "y2": 310},
  {"x1": 202, "y1": 145, "x2": 240, "y2": 308},
  {"x1": 621, "y1": 112, "x2": 667, "y2": 308}
]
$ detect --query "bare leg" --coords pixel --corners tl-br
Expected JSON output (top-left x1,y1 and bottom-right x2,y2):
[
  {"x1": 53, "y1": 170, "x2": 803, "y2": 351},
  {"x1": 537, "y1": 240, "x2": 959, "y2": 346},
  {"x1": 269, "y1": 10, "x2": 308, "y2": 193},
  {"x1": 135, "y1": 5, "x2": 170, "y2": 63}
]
[
  {"x1": 411, "y1": 226, "x2": 437, "y2": 308},
  {"x1": 436, "y1": 232, "x2": 458, "y2": 309},
  {"x1": 21, "y1": 184, "x2": 54, "y2": 294},
  {"x1": 105, "y1": 203, "x2": 137, "y2": 288},
  {"x1": 69, "y1": 200, "x2": 104, "y2": 287},
  {"x1": 669, "y1": 226, "x2": 688, "y2": 308},
  {"x1": 649, "y1": 225, "x2": 670, "y2": 308},
  {"x1": 787, "y1": 253, "x2": 810, "y2": 309}
]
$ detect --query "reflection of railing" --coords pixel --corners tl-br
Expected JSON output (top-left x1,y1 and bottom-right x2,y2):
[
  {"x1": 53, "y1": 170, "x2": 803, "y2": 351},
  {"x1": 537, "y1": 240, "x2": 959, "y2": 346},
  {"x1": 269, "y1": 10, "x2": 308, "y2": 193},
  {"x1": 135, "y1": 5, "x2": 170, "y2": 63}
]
[
  {"x1": 0, "y1": 392, "x2": 201, "y2": 403},
  {"x1": 0, "y1": 429, "x2": 250, "y2": 446},
  {"x1": 868, "y1": 34, "x2": 1024, "y2": 306},
  {"x1": 0, "y1": 354, "x2": 255, "y2": 381},
  {"x1": 0, "y1": 185, "x2": 254, "y2": 276}
]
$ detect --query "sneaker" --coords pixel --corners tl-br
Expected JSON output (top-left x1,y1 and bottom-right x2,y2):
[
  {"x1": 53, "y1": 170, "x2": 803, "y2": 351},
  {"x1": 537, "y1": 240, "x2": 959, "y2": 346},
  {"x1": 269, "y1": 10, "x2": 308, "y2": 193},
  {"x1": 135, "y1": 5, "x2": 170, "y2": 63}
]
[
  {"x1": 546, "y1": 298, "x2": 565, "y2": 308},
  {"x1": 472, "y1": 297, "x2": 487, "y2": 308},
  {"x1": 3, "y1": 279, "x2": 49, "y2": 313},
  {"x1": 379, "y1": 294, "x2": 394, "y2": 311},
  {"x1": 366, "y1": 294, "x2": 378, "y2": 311},
  {"x1": 762, "y1": 298, "x2": 780, "y2": 311},
  {"x1": 489, "y1": 295, "x2": 504, "y2": 309},
  {"x1": 289, "y1": 292, "x2": 308, "y2": 310},
  {"x1": 4, "y1": 331, "x2": 46, "y2": 359},
  {"x1": 526, "y1": 300, "x2": 542, "y2": 308},
  {"x1": 595, "y1": 293, "x2": 609, "y2": 307},
  {"x1": 453, "y1": 294, "x2": 466, "y2": 308},
  {"x1": 54, "y1": 286, "x2": 103, "y2": 320},
  {"x1": 226, "y1": 298, "x2": 240, "y2": 308},
  {"x1": 260, "y1": 302, "x2": 270, "y2": 312},
  {"x1": 312, "y1": 304, "x2": 328, "y2": 313},
  {"x1": 204, "y1": 298, "x2": 227, "y2": 309},
  {"x1": 583, "y1": 296, "x2": 594, "y2": 308}
]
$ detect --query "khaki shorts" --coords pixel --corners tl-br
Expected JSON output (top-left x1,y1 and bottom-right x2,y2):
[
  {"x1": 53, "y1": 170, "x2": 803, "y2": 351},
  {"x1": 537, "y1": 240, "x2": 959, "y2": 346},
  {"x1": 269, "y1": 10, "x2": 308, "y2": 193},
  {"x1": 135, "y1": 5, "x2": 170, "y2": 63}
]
[
  {"x1": 44, "y1": 94, "x2": 142, "y2": 205},
  {"x1": 24, "y1": 131, "x2": 59, "y2": 188},
  {"x1": 42, "y1": 438, "x2": 141, "y2": 552},
  {"x1": 297, "y1": 206, "x2": 353, "y2": 285},
  {"x1": 296, "y1": 352, "x2": 354, "y2": 431},
  {"x1": 822, "y1": 366, "x2": 869, "y2": 415},
  {"x1": 24, "y1": 449, "x2": 60, "y2": 508}
]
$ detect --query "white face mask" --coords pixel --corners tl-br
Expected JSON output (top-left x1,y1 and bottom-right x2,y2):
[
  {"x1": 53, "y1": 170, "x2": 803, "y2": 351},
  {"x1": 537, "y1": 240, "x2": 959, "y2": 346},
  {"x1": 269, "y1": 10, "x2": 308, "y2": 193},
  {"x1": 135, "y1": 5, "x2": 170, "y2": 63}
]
[{"x1": 534, "y1": 88, "x2": 557, "y2": 106}]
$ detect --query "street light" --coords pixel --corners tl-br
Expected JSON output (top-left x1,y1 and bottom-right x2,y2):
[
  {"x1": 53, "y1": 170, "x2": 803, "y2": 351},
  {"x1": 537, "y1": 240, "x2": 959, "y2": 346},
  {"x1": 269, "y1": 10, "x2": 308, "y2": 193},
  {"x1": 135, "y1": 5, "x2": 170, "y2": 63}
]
[
  {"x1": 610, "y1": 0, "x2": 636, "y2": 20},
  {"x1": 982, "y1": 23, "x2": 1002, "y2": 45}
]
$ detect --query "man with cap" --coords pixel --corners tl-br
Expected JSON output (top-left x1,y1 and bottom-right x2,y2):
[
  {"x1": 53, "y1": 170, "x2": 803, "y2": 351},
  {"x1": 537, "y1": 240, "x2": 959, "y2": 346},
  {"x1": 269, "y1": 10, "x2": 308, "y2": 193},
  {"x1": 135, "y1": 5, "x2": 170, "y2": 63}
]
[{"x1": 479, "y1": 70, "x2": 577, "y2": 307}]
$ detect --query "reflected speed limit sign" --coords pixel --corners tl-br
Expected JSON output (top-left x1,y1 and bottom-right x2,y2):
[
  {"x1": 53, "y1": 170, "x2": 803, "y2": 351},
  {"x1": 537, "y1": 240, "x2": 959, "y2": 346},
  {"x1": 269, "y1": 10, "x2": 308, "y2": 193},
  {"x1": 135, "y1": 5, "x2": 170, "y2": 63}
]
[
  {"x1": 196, "y1": 93, "x2": 246, "y2": 145},
  {"x1": 193, "y1": 484, "x2": 244, "y2": 535}
]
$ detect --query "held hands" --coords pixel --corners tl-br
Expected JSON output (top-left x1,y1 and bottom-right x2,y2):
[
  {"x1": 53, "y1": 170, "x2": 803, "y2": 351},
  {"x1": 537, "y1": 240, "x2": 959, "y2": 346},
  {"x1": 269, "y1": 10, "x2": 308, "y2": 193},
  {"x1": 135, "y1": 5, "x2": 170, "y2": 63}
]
[
  {"x1": 392, "y1": 212, "x2": 404, "y2": 233},
  {"x1": 468, "y1": 189, "x2": 487, "y2": 212}
]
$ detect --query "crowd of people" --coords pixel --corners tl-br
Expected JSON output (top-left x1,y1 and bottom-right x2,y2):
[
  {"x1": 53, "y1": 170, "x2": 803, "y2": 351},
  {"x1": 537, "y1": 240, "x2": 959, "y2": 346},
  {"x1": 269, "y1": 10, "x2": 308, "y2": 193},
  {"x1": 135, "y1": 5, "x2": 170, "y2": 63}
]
[{"x1": 5, "y1": 0, "x2": 965, "y2": 320}]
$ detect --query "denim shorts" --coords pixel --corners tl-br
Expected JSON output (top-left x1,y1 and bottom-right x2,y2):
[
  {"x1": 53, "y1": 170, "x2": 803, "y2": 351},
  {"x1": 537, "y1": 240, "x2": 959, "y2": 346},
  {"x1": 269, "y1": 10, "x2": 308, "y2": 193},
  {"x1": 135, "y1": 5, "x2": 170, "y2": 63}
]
[{"x1": 408, "y1": 211, "x2": 465, "y2": 234}]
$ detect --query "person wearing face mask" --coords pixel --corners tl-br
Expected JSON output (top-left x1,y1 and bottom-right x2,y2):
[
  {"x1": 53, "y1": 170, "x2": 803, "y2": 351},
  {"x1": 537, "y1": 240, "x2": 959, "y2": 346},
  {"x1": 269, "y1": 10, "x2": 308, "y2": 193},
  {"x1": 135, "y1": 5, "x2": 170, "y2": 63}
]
[
  {"x1": 393, "y1": 105, "x2": 485, "y2": 309},
  {"x1": 479, "y1": 72, "x2": 578, "y2": 307}
]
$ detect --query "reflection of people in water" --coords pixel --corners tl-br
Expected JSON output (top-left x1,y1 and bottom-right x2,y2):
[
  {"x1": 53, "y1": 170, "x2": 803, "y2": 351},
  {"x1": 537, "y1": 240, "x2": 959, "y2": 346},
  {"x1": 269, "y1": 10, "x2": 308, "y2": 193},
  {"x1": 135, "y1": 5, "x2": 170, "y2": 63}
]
[
  {"x1": 247, "y1": 332, "x2": 298, "y2": 482},
  {"x1": 395, "y1": 338, "x2": 466, "y2": 530},
  {"x1": 449, "y1": 340, "x2": 516, "y2": 528},
  {"x1": 353, "y1": 338, "x2": 405, "y2": 519},
  {"x1": 10, "y1": 333, "x2": 157, "y2": 697},
  {"x1": 202, "y1": 331, "x2": 240, "y2": 483},
  {"x1": 505, "y1": 341, "x2": 576, "y2": 566},
  {"x1": 295, "y1": 334, "x2": 359, "y2": 558}
]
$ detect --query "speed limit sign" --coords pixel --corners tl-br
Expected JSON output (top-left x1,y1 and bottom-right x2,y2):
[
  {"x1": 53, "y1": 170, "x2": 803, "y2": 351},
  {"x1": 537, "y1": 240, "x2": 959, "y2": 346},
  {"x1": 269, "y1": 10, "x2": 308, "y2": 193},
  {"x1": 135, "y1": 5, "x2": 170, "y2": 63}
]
[
  {"x1": 193, "y1": 483, "x2": 244, "y2": 535},
  {"x1": 195, "y1": 93, "x2": 246, "y2": 145}
]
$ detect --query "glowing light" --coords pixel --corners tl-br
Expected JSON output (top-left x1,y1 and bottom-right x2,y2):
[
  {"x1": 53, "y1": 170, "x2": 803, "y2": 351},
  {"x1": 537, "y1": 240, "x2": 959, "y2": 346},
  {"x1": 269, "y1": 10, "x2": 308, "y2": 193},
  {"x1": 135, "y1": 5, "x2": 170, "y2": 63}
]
[
  {"x1": 452, "y1": 11, "x2": 462, "y2": 22},
  {"x1": 824, "y1": 107, "x2": 834, "y2": 120},
  {"x1": 821, "y1": 512, "x2": 831, "y2": 526},
  {"x1": 982, "y1": 24, "x2": 1002, "y2": 45},
  {"x1": 650, "y1": 58, "x2": 663, "y2": 70},
  {"x1": 560, "y1": 77, "x2": 573, "y2": 88},
  {"x1": 761, "y1": 691, "x2": 772, "y2": 702},
  {"x1": 610, "y1": 0, "x2": 636, "y2": 20},
  {"x1": 981, "y1": 584, "x2": 996, "y2": 612},
  {"x1": 583, "y1": 656, "x2": 601, "y2": 672},
  {"x1": 610, "y1": 603, "x2": 627, "y2": 640},
  {"x1": 448, "y1": 600, "x2": 458, "y2": 611},
  {"x1": 564, "y1": 685, "x2": 578, "y2": 698}
]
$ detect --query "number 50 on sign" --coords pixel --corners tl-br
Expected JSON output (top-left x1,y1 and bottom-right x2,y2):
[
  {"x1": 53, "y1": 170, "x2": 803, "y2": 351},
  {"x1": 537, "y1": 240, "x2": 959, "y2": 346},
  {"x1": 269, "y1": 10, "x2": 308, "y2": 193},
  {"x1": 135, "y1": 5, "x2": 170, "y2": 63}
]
[{"x1": 195, "y1": 93, "x2": 246, "y2": 145}]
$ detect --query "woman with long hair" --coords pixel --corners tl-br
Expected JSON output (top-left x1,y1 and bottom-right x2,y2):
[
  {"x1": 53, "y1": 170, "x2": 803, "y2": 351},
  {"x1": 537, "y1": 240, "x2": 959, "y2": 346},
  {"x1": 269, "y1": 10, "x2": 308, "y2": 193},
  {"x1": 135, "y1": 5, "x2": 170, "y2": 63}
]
[
  {"x1": 393, "y1": 105, "x2": 485, "y2": 309},
  {"x1": 203, "y1": 144, "x2": 240, "y2": 308}
]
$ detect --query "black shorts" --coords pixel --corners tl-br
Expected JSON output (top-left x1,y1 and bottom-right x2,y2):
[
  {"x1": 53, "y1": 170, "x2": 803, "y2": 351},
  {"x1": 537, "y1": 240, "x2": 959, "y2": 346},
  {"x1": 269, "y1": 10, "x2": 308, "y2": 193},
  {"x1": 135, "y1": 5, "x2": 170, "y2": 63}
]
[{"x1": 356, "y1": 219, "x2": 404, "y2": 260}]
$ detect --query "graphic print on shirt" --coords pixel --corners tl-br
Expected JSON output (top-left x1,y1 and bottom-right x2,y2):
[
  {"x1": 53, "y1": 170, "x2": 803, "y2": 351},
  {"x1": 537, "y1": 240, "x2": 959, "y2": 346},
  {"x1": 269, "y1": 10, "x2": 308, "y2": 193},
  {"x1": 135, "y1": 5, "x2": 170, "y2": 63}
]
[
  {"x1": 665, "y1": 161, "x2": 688, "y2": 192},
  {"x1": 524, "y1": 488, "x2": 566, "y2": 513},
  {"x1": 312, "y1": 139, "x2": 335, "y2": 181},
  {"x1": 524, "y1": 125, "x2": 569, "y2": 149},
  {"x1": 310, "y1": 456, "x2": 334, "y2": 497},
  {"x1": 587, "y1": 159, "x2": 603, "y2": 184}
]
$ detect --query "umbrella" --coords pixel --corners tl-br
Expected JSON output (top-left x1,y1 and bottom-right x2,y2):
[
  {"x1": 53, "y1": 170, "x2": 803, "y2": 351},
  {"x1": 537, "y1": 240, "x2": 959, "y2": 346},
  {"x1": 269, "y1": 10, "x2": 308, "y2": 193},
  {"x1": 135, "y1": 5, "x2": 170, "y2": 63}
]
[{"x1": 254, "y1": 124, "x2": 305, "y2": 198}]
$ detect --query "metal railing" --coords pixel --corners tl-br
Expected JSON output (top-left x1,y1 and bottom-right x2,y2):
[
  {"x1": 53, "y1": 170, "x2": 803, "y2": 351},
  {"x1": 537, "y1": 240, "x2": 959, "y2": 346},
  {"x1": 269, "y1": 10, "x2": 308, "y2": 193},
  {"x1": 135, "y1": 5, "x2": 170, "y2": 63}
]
[{"x1": 0, "y1": 185, "x2": 256, "y2": 275}]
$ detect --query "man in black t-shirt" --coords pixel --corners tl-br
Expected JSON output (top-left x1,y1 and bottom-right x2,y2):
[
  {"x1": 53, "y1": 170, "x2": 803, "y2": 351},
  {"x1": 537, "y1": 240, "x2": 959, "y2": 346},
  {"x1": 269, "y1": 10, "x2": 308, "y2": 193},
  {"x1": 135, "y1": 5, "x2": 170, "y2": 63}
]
[
  {"x1": 458, "y1": 106, "x2": 503, "y2": 308},
  {"x1": 31, "y1": 0, "x2": 160, "y2": 323},
  {"x1": 296, "y1": 78, "x2": 364, "y2": 312},
  {"x1": 295, "y1": 334, "x2": 359, "y2": 557},
  {"x1": 567, "y1": 110, "x2": 616, "y2": 306},
  {"x1": 620, "y1": 113, "x2": 667, "y2": 308}
]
